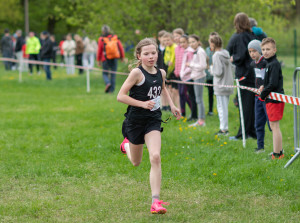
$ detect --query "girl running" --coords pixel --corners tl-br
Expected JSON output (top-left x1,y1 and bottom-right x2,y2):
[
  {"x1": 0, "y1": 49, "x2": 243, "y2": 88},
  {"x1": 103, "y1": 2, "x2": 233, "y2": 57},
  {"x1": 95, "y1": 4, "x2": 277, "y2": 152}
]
[{"x1": 117, "y1": 38, "x2": 181, "y2": 214}]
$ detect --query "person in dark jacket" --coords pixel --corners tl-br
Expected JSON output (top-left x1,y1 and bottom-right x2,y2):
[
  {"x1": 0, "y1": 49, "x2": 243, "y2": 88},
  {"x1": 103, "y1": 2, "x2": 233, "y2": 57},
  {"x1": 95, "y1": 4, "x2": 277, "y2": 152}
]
[
  {"x1": 50, "y1": 34, "x2": 58, "y2": 69},
  {"x1": 249, "y1": 18, "x2": 267, "y2": 41},
  {"x1": 15, "y1": 29, "x2": 25, "y2": 71},
  {"x1": 247, "y1": 40, "x2": 270, "y2": 153},
  {"x1": 1, "y1": 29, "x2": 13, "y2": 70},
  {"x1": 40, "y1": 31, "x2": 53, "y2": 80},
  {"x1": 227, "y1": 12, "x2": 257, "y2": 140},
  {"x1": 259, "y1": 37, "x2": 285, "y2": 159},
  {"x1": 74, "y1": 34, "x2": 84, "y2": 74}
]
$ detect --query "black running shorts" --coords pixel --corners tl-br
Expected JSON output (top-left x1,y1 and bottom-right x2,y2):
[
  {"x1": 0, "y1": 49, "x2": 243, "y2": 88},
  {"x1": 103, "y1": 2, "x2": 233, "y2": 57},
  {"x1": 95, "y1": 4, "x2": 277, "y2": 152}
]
[{"x1": 122, "y1": 118, "x2": 162, "y2": 145}]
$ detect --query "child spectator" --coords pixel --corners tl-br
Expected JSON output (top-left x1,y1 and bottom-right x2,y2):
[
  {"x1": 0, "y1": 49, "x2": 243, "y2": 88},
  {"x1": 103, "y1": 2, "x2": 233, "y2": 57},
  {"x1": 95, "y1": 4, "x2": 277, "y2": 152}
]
[
  {"x1": 247, "y1": 39, "x2": 269, "y2": 153},
  {"x1": 179, "y1": 34, "x2": 197, "y2": 121},
  {"x1": 21, "y1": 36, "x2": 29, "y2": 71},
  {"x1": 205, "y1": 32, "x2": 219, "y2": 116},
  {"x1": 83, "y1": 36, "x2": 97, "y2": 70},
  {"x1": 163, "y1": 32, "x2": 180, "y2": 111},
  {"x1": 173, "y1": 28, "x2": 188, "y2": 117},
  {"x1": 259, "y1": 37, "x2": 285, "y2": 159},
  {"x1": 210, "y1": 35, "x2": 234, "y2": 135},
  {"x1": 62, "y1": 34, "x2": 76, "y2": 75},
  {"x1": 157, "y1": 30, "x2": 167, "y2": 71},
  {"x1": 74, "y1": 34, "x2": 84, "y2": 75},
  {"x1": 59, "y1": 36, "x2": 65, "y2": 63},
  {"x1": 188, "y1": 34, "x2": 207, "y2": 127},
  {"x1": 157, "y1": 30, "x2": 169, "y2": 111},
  {"x1": 50, "y1": 35, "x2": 58, "y2": 69}
]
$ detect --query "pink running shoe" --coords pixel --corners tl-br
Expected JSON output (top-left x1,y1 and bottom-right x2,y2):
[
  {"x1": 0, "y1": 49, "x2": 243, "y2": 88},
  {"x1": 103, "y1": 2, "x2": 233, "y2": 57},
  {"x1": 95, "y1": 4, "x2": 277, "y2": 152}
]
[
  {"x1": 150, "y1": 199, "x2": 169, "y2": 214},
  {"x1": 120, "y1": 138, "x2": 129, "y2": 154}
]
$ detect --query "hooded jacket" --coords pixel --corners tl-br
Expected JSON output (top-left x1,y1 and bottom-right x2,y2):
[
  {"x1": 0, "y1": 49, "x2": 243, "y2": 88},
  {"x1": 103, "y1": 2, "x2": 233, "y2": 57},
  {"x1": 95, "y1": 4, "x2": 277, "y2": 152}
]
[
  {"x1": 0, "y1": 35, "x2": 13, "y2": 53},
  {"x1": 190, "y1": 46, "x2": 207, "y2": 80},
  {"x1": 212, "y1": 49, "x2": 234, "y2": 96}
]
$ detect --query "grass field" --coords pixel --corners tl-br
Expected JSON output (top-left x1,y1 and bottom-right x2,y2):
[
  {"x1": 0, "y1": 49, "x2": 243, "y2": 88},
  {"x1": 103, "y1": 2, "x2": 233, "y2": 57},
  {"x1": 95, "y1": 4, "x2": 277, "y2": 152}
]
[{"x1": 0, "y1": 58, "x2": 299, "y2": 223}]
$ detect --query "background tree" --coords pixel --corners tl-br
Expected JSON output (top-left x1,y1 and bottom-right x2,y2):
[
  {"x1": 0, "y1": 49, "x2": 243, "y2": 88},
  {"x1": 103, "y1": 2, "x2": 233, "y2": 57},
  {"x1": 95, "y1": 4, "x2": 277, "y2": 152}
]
[{"x1": 0, "y1": 0, "x2": 298, "y2": 55}]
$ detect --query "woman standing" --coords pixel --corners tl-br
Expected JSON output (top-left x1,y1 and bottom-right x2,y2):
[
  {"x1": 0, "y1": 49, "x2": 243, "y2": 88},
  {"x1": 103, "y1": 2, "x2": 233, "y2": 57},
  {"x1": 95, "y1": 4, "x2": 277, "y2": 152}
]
[{"x1": 227, "y1": 12, "x2": 256, "y2": 140}]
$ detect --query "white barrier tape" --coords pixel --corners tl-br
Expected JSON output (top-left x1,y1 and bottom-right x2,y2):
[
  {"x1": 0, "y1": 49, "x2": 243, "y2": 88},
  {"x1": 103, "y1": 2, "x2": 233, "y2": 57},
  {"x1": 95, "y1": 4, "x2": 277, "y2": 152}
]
[
  {"x1": 1, "y1": 57, "x2": 297, "y2": 105},
  {"x1": 0, "y1": 57, "x2": 129, "y2": 76}
]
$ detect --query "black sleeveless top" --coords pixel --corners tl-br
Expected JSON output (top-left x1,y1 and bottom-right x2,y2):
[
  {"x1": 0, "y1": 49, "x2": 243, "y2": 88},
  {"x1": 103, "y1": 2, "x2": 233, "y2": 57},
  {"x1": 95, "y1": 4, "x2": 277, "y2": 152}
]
[{"x1": 125, "y1": 66, "x2": 163, "y2": 123}]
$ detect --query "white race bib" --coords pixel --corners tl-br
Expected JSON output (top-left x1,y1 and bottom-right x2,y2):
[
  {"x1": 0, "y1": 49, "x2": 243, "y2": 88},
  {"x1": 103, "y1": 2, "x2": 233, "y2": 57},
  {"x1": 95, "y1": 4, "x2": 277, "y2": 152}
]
[{"x1": 151, "y1": 96, "x2": 161, "y2": 111}]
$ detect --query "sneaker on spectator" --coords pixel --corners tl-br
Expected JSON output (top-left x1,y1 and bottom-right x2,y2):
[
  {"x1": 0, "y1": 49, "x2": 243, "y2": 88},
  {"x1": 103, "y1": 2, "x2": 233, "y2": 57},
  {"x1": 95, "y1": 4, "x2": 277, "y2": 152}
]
[
  {"x1": 255, "y1": 148, "x2": 265, "y2": 153},
  {"x1": 105, "y1": 83, "x2": 111, "y2": 93},
  {"x1": 207, "y1": 112, "x2": 214, "y2": 116},
  {"x1": 215, "y1": 130, "x2": 229, "y2": 136},
  {"x1": 188, "y1": 120, "x2": 206, "y2": 127},
  {"x1": 187, "y1": 116, "x2": 197, "y2": 122},
  {"x1": 150, "y1": 199, "x2": 169, "y2": 214},
  {"x1": 229, "y1": 136, "x2": 239, "y2": 141}
]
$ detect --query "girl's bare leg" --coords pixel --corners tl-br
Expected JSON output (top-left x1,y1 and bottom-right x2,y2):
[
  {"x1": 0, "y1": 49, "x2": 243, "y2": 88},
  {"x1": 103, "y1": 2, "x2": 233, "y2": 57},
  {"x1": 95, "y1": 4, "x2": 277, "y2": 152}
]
[{"x1": 145, "y1": 130, "x2": 162, "y2": 197}]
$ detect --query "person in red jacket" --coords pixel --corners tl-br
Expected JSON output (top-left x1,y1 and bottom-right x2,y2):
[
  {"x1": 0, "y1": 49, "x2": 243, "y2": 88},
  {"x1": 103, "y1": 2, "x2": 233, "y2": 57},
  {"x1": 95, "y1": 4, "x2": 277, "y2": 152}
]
[{"x1": 97, "y1": 25, "x2": 125, "y2": 93}]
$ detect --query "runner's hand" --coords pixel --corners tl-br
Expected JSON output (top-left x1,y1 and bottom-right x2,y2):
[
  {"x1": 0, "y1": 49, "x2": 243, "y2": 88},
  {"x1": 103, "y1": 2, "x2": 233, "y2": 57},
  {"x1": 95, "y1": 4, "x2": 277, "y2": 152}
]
[
  {"x1": 143, "y1": 100, "x2": 155, "y2": 110},
  {"x1": 171, "y1": 106, "x2": 181, "y2": 120}
]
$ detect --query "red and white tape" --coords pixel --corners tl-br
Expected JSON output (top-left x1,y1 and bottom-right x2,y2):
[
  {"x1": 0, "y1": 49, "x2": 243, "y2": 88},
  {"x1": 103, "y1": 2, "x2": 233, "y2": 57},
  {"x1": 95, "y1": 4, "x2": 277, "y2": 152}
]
[
  {"x1": 168, "y1": 79, "x2": 298, "y2": 106},
  {"x1": 1, "y1": 57, "x2": 298, "y2": 106}
]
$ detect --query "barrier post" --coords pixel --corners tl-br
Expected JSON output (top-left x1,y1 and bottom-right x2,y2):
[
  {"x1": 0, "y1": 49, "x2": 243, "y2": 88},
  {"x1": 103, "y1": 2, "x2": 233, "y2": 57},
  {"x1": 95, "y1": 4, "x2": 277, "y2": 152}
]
[
  {"x1": 86, "y1": 68, "x2": 90, "y2": 93},
  {"x1": 284, "y1": 67, "x2": 300, "y2": 168},
  {"x1": 18, "y1": 59, "x2": 23, "y2": 82},
  {"x1": 236, "y1": 79, "x2": 246, "y2": 148}
]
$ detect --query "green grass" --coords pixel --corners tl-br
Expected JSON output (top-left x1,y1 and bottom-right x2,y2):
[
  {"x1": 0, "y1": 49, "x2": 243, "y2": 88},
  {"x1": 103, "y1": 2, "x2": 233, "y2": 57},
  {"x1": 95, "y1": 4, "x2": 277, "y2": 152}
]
[{"x1": 0, "y1": 60, "x2": 299, "y2": 223}]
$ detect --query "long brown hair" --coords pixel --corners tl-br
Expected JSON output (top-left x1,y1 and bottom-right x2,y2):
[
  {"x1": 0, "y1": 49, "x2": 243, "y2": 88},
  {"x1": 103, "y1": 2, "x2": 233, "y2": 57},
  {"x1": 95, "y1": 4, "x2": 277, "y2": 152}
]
[
  {"x1": 189, "y1": 34, "x2": 203, "y2": 47},
  {"x1": 234, "y1": 12, "x2": 251, "y2": 33},
  {"x1": 128, "y1": 38, "x2": 158, "y2": 71},
  {"x1": 210, "y1": 35, "x2": 223, "y2": 48}
]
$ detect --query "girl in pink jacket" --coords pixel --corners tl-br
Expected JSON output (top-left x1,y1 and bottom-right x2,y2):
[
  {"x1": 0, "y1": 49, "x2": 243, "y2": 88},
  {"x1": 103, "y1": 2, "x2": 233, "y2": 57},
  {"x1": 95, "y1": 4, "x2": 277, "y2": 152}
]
[{"x1": 179, "y1": 35, "x2": 198, "y2": 121}]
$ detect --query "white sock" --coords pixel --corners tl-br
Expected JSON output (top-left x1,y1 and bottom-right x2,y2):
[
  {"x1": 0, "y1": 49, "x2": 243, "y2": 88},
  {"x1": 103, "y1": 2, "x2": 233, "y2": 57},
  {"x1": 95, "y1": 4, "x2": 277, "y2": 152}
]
[
  {"x1": 124, "y1": 143, "x2": 130, "y2": 154},
  {"x1": 152, "y1": 195, "x2": 159, "y2": 204}
]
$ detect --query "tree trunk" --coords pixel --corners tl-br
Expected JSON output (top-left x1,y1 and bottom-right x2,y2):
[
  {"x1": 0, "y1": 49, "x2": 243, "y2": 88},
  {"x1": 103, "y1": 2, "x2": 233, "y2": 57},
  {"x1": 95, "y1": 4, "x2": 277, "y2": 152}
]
[
  {"x1": 297, "y1": 0, "x2": 300, "y2": 20},
  {"x1": 47, "y1": 17, "x2": 56, "y2": 34}
]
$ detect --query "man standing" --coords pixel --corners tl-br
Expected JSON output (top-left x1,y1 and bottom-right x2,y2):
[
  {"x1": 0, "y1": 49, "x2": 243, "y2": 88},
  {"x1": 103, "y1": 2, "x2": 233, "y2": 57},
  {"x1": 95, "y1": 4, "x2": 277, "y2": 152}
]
[
  {"x1": 1, "y1": 29, "x2": 13, "y2": 70},
  {"x1": 97, "y1": 25, "x2": 125, "y2": 93},
  {"x1": 40, "y1": 31, "x2": 53, "y2": 80},
  {"x1": 15, "y1": 29, "x2": 25, "y2": 71}
]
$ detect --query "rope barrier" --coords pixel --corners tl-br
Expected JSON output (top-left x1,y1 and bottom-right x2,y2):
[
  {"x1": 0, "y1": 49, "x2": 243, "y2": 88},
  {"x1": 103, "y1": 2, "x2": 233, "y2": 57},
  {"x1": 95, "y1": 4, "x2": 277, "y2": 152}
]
[{"x1": 0, "y1": 57, "x2": 297, "y2": 106}]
